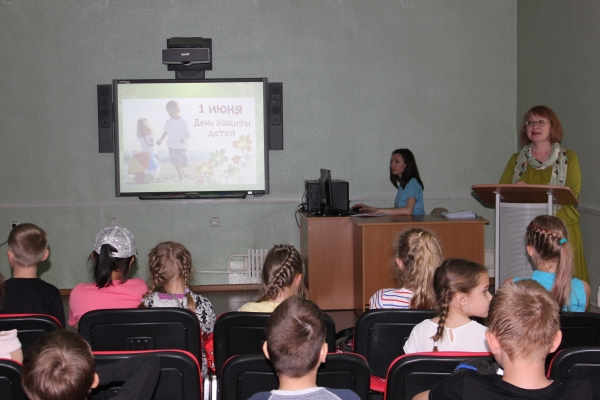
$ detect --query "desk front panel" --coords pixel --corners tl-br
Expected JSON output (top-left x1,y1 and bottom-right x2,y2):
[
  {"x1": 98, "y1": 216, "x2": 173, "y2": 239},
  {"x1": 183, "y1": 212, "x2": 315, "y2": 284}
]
[{"x1": 358, "y1": 219, "x2": 486, "y2": 309}]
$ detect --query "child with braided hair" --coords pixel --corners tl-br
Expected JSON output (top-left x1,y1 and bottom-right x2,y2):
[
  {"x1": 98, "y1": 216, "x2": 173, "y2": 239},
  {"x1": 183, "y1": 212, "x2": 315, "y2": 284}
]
[
  {"x1": 507, "y1": 215, "x2": 589, "y2": 312},
  {"x1": 141, "y1": 241, "x2": 215, "y2": 377},
  {"x1": 238, "y1": 244, "x2": 304, "y2": 312},
  {"x1": 369, "y1": 228, "x2": 442, "y2": 309},
  {"x1": 404, "y1": 258, "x2": 491, "y2": 353}
]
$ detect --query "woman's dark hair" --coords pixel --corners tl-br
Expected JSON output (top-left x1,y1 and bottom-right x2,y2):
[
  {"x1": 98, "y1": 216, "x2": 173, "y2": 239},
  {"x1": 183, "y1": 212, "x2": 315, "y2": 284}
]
[
  {"x1": 389, "y1": 148, "x2": 424, "y2": 190},
  {"x1": 90, "y1": 244, "x2": 135, "y2": 289}
]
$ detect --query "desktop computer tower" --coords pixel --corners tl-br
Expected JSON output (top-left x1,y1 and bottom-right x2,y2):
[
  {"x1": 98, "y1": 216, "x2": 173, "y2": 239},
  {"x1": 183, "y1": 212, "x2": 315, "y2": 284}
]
[{"x1": 305, "y1": 180, "x2": 349, "y2": 212}]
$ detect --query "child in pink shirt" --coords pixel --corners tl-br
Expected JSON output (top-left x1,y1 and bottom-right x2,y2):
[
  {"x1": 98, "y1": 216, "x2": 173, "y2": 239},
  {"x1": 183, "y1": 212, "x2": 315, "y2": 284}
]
[{"x1": 69, "y1": 226, "x2": 147, "y2": 328}]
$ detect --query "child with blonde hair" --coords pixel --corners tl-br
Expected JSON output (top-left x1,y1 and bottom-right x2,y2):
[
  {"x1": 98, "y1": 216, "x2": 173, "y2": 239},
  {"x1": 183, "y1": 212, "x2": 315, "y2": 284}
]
[
  {"x1": 369, "y1": 228, "x2": 442, "y2": 309},
  {"x1": 415, "y1": 280, "x2": 592, "y2": 399},
  {"x1": 404, "y1": 258, "x2": 491, "y2": 353},
  {"x1": 136, "y1": 118, "x2": 158, "y2": 156},
  {"x1": 238, "y1": 244, "x2": 304, "y2": 312},
  {"x1": 141, "y1": 241, "x2": 215, "y2": 377},
  {"x1": 508, "y1": 215, "x2": 589, "y2": 312}
]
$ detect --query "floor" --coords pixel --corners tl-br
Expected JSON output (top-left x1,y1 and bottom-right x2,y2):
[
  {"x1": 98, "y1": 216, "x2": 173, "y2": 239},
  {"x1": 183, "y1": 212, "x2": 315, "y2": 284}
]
[{"x1": 62, "y1": 289, "x2": 359, "y2": 332}]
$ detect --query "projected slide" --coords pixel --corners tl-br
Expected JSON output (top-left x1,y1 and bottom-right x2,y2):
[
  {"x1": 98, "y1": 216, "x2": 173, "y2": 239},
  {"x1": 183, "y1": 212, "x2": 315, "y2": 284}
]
[{"x1": 114, "y1": 80, "x2": 267, "y2": 195}]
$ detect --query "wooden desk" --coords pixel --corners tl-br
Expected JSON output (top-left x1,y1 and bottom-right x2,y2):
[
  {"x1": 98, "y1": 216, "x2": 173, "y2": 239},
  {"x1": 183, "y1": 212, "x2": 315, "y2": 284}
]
[{"x1": 299, "y1": 213, "x2": 488, "y2": 312}]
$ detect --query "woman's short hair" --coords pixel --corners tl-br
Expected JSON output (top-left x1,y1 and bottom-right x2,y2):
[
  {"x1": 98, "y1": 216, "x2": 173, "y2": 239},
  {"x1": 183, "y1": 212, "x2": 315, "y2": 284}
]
[{"x1": 519, "y1": 105, "x2": 563, "y2": 145}]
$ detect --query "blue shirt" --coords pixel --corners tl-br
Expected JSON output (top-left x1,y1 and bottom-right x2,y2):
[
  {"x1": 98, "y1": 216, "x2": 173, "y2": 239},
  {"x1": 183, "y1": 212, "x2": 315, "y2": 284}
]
[
  {"x1": 514, "y1": 270, "x2": 587, "y2": 312},
  {"x1": 394, "y1": 177, "x2": 424, "y2": 215}
]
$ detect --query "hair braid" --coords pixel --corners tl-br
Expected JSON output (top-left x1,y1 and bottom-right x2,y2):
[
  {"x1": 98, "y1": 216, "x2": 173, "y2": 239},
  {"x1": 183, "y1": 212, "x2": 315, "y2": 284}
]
[
  {"x1": 258, "y1": 244, "x2": 304, "y2": 302},
  {"x1": 432, "y1": 287, "x2": 450, "y2": 350},
  {"x1": 526, "y1": 216, "x2": 572, "y2": 310}
]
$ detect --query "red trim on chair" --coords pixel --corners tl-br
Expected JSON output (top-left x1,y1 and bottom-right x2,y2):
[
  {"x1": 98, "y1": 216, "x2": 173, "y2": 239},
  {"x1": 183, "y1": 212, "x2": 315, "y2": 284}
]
[
  {"x1": 546, "y1": 348, "x2": 565, "y2": 378},
  {"x1": 0, "y1": 313, "x2": 63, "y2": 328},
  {"x1": 381, "y1": 352, "x2": 494, "y2": 399},
  {"x1": 370, "y1": 375, "x2": 386, "y2": 393}
]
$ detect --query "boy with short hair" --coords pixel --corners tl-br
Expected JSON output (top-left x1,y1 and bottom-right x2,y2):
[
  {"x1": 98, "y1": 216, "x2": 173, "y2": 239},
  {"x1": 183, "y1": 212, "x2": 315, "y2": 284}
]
[
  {"x1": 414, "y1": 280, "x2": 592, "y2": 400},
  {"x1": 22, "y1": 329, "x2": 159, "y2": 400},
  {"x1": 0, "y1": 223, "x2": 65, "y2": 327},
  {"x1": 249, "y1": 296, "x2": 359, "y2": 400},
  {"x1": 156, "y1": 100, "x2": 190, "y2": 183}
]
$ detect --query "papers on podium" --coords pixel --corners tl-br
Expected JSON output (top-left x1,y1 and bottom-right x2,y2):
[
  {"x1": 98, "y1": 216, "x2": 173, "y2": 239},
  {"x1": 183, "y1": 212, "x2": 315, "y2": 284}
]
[{"x1": 441, "y1": 210, "x2": 478, "y2": 219}]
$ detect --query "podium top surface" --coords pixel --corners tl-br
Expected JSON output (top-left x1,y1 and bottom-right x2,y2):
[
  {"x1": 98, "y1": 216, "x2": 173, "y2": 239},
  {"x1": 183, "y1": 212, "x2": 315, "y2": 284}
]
[
  {"x1": 472, "y1": 184, "x2": 578, "y2": 205},
  {"x1": 300, "y1": 212, "x2": 488, "y2": 226}
]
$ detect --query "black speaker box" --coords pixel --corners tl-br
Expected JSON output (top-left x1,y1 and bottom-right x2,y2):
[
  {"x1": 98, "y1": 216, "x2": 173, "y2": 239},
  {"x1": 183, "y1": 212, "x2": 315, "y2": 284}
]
[
  {"x1": 268, "y1": 82, "x2": 283, "y2": 150},
  {"x1": 305, "y1": 180, "x2": 349, "y2": 212},
  {"x1": 97, "y1": 84, "x2": 114, "y2": 153}
]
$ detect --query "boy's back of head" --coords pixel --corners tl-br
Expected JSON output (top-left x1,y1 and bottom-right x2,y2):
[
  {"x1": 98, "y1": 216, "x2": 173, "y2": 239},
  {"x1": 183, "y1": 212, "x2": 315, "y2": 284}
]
[
  {"x1": 22, "y1": 330, "x2": 95, "y2": 400},
  {"x1": 8, "y1": 223, "x2": 48, "y2": 267},
  {"x1": 488, "y1": 280, "x2": 560, "y2": 364},
  {"x1": 265, "y1": 296, "x2": 326, "y2": 378}
]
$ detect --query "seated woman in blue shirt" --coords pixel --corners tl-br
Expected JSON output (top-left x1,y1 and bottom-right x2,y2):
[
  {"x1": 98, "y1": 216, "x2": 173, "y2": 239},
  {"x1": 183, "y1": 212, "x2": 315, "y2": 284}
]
[{"x1": 354, "y1": 148, "x2": 425, "y2": 215}]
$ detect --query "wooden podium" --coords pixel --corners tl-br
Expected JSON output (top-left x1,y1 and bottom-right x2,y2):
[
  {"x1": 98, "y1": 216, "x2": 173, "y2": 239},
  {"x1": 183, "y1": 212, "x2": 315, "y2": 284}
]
[
  {"x1": 299, "y1": 212, "x2": 488, "y2": 312},
  {"x1": 472, "y1": 184, "x2": 578, "y2": 289}
]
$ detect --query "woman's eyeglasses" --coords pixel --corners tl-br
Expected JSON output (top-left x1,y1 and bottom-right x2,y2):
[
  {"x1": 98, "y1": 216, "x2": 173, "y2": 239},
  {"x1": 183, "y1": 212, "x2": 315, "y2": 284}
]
[{"x1": 524, "y1": 120, "x2": 550, "y2": 128}]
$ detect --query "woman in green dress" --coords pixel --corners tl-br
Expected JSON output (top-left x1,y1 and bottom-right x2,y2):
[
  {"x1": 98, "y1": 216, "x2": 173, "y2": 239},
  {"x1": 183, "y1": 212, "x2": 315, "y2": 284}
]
[{"x1": 499, "y1": 105, "x2": 589, "y2": 283}]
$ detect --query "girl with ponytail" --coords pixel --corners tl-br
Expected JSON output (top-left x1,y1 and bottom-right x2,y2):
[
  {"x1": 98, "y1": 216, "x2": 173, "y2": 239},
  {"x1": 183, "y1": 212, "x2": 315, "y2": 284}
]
[
  {"x1": 509, "y1": 215, "x2": 589, "y2": 312},
  {"x1": 69, "y1": 226, "x2": 148, "y2": 328},
  {"x1": 141, "y1": 241, "x2": 215, "y2": 378},
  {"x1": 238, "y1": 244, "x2": 304, "y2": 312},
  {"x1": 369, "y1": 228, "x2": 442, "y2": 309},
  {"x1": 404, "y1": 258, "x2": 491, "y2": 353}
]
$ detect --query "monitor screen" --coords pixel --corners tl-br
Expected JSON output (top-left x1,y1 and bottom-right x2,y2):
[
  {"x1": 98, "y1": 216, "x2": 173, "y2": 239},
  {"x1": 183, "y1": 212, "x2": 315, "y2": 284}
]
[
  {"x1": 318, "y1": 168, "x2": 333, "y2": 210},
  {"x1": 113, "y1": 78, "x2": 269, "y2": 198}
]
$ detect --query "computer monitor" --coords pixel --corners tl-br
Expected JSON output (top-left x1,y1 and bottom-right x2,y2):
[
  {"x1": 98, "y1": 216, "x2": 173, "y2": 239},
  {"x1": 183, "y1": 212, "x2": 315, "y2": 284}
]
[{"x1": 318, "y1": 168, "x2": 333, "y2": 213}]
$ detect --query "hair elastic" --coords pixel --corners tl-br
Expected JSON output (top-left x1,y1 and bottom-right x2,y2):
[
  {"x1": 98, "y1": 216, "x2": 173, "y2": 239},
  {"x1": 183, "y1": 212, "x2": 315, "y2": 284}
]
[
  {"x1": 559, "y1": 237, "x2": 568, "y2": 245},
  {"x1": 418, "y1": 231, "x2": 423, "y2": 237}
]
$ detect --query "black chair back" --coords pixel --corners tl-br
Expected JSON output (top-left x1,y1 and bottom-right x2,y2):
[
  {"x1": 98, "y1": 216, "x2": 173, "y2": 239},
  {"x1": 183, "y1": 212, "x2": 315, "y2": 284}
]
[
  {"x1": 78, "y1": 308, "x2": 201, "y2": 361},
  {"x1": 214, "y1": 311, "x2": 336, "y2": 377},
  {"x1": 0, "y1": 358, "x2": 27, "y2": 400},
  {"x1": 385, "y1": 352, "x2": 495, "y2": 400},
  {"x1": 558, "y1": 313, "x2": 600, "y2": 348},
  {"x1": 90, "y1": 350, "x2": 201, "y2": 400},
  {"x1": 548, "y1": 346, "x2": 600, "y2": 397},
  {"x1": 353, "y1": 309, "x2": 435, "y2": 378},
  {"x1": 0, "y1": 313, "x2": 62, "y2": 354},
  {"x1": 221, "y1": 353, "x2": 370, "y2": 400}
]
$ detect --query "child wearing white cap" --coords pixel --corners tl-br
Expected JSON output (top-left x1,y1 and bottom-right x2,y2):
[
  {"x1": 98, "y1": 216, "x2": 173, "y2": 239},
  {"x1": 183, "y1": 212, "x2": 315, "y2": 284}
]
[{"x1": 68, "y1": 226, "x2": 148, "y2": 328}]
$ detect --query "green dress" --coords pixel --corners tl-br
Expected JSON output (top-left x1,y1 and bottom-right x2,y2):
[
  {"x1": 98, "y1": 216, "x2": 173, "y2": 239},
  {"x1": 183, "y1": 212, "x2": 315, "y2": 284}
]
[{"x1": 499, "y1": 149, "x2": 589, "y2": 283}]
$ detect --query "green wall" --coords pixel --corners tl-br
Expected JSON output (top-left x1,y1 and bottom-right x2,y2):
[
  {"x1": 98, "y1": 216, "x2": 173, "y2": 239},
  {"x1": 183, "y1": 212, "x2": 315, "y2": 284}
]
[
  {"x1": 517, "y1": 0, "x2": 600, "y2": 303},
  {"x1": 0, "y1": 1, "x2": 517, "y2": 287}
]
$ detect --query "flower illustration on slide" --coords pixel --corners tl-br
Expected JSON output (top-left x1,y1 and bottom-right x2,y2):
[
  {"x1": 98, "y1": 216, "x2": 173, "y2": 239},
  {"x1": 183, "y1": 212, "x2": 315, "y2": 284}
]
[
  {"x1": 232, "y1": 135, "x2": 253, "y2": 154},
  {"x1": 209, "y1": 149, "x2": 228, "y2": 167},
  {"x1": 232, "y1": 155, "x2": 242, "y2": 165},
  {"x1": 222, "y1": 162, "x2": 242, "y2": 183},
  {"x1": 209, "y1": 149, "x2": 228, "y2": 183},
  {"x1": 196, "y1": 161, "x2": 214, "y2": 176},
  {"x1": 241, "y1": 153, "x2": 255, "y2": 170}
]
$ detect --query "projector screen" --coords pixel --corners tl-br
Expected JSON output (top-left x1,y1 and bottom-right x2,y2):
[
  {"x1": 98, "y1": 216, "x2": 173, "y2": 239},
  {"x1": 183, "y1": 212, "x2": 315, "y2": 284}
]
[{"x1": 113, "y1": 78, "x2": 269, "y2": 198}]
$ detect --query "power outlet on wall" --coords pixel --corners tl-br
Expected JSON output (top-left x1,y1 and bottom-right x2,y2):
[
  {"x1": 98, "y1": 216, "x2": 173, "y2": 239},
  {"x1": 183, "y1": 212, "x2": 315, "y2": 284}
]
[{"x1": 10, "y1": 221, "x2": 18, "y2": 230}]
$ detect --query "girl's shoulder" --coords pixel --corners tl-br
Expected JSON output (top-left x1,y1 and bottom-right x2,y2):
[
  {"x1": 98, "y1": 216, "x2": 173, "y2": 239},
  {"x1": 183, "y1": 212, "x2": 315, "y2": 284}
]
[
  {"x1": 124, "y1": 278, "x2": 149, "y2": 289},
  {"x1": 191, "y1": 292, "x2": 213, "y2": 306}
]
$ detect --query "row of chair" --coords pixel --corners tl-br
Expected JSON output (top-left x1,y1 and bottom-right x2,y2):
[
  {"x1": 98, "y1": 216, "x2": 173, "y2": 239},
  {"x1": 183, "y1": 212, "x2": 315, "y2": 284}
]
[
  {"x1": 2, "y1": 309, "x2": 600, "y2": 399},
  {"x1": 3, "y1": 346, "x2": 600, "y2": 400}
]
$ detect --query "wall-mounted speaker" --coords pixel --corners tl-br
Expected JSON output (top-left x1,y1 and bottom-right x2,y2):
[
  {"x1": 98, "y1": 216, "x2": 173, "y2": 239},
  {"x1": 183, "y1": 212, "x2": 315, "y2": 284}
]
[
  {"x1": 268, "y1": 82, "x2": 283, "y2": 150},
  {"x1": 97, "y1": 84, "x2": 114, "y2": 153}
]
